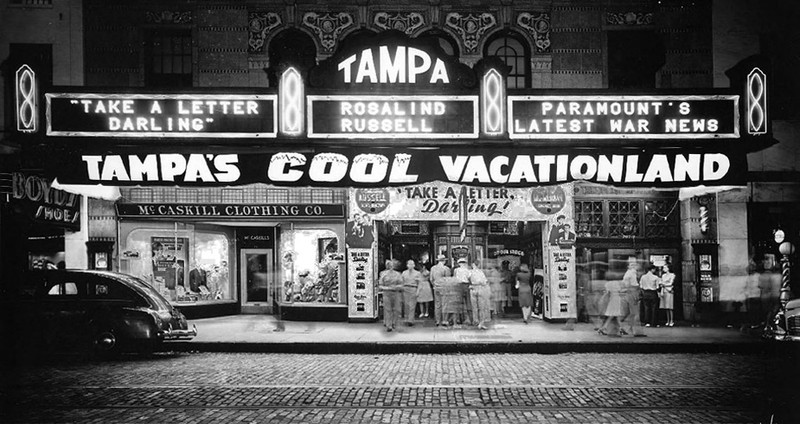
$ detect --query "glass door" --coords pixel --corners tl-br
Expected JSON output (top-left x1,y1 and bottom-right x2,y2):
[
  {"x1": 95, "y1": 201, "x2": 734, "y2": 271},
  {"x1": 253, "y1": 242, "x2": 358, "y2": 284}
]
[{"x1": 240, "y1": 248, "x2": 273, "y2": 314}]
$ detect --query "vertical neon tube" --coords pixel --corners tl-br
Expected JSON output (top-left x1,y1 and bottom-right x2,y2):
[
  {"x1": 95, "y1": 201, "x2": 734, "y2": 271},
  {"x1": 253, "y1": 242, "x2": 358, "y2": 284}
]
[
  {"x1": 280, "y1": 67, "x2": 303, "y2": 136},
  {"x1": 482, "y1": 68, "x2": 504, "y2": 135},
  {"x1": 746, "y1": 67, "x2": 767, "y2": 135},
  {"x1": 15, "y1": 64, "x2": 37, "y2": 133}
]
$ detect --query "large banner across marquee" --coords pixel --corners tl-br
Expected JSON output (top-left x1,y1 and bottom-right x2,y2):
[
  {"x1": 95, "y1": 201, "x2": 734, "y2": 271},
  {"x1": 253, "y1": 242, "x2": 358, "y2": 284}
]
[
  {"x1": 50, "y1": 146, "x2": 747, "y2": 188},
  {"x1": 348, "y1": 183, "x2": 568, "y2": 222}
]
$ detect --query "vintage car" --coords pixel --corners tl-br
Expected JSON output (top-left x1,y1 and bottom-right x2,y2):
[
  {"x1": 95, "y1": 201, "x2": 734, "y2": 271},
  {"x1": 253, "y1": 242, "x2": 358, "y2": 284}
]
[
  {"x1": 763, "y1": 298, "x2": 800, "y2": 341},
  {"x1": 4, "y1": 270, "x2": 197, "y2": 356}
]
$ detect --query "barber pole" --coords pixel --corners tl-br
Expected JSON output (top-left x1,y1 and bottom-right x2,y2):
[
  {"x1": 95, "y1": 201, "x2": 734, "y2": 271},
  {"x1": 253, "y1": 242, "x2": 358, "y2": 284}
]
[{"x1": 698, "y1": 205, "x2": 709, "y2": 234}]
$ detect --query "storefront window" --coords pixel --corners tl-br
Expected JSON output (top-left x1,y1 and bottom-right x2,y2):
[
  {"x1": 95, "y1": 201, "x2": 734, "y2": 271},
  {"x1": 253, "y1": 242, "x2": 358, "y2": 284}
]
[
  {"x1": 280, "y1": 228, "x2": 343, "y2": 304},
  {"x1": 192, "y1": 232, "x2": 231, "y2": 300},
  {"x1": 119, "y1": 224, "x2": 233, "y2": 304}
]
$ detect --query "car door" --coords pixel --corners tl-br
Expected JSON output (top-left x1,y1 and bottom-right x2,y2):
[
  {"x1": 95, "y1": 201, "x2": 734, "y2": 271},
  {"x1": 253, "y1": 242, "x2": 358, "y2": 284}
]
[{"x1": 38, "y1": 272, "x2": 89, "y2": 351}]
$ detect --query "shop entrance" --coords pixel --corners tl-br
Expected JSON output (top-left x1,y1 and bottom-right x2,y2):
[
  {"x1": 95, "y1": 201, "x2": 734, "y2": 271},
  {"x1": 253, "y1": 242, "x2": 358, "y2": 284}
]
[
  {"x1": 378, "y1": 221, "x2": 545, "y2": 317},
  {"x1": 239, "y1": 248, "x2": 273, "y2": 314}
]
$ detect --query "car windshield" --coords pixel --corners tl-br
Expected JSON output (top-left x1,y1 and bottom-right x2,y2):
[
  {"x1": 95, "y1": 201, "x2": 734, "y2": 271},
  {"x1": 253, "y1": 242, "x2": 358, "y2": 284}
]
[{"x1": 107, "y1": 273, "x2": 172, "y2": 311}]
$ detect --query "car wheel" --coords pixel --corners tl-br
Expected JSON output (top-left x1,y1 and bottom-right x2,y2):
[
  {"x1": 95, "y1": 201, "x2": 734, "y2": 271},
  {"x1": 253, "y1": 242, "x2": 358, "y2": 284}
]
[{"x1": 92, "y1": 328, "x2": 121, "y2": 359}]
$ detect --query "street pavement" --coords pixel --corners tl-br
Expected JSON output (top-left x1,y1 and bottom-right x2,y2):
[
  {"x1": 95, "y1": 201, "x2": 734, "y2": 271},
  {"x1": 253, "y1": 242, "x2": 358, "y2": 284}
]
[
  {"x1": 1, "y1": 351, "x2": 797, "y2": 423},
  {"x1": 172, "y1": 314, "x2": 764, "y2": 354}
]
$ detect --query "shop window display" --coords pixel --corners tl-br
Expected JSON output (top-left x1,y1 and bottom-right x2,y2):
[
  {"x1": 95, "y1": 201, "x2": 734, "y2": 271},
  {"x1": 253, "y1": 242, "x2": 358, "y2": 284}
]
[
  {"x1": 280, "y1": 228, "x2": 343, "y2": 304},
  {"x1": 120, "y1": 226, "x2": 232, "y2": 304}
]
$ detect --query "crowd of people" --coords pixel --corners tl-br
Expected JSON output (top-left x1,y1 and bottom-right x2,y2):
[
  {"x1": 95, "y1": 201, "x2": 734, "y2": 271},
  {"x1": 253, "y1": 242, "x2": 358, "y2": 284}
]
[
  {"x1": 377, "y1": 254, "x2": 544, "y2": 332},
  {"x1": 593, "y1": 262, "x2": 676, "y2": 337}
]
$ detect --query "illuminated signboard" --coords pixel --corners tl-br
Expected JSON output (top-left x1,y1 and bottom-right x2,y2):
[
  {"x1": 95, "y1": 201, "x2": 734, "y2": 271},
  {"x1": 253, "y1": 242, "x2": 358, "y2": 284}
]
[
  {"x1": 304, "y1": 31, "x2": 479, "y2": 139},
  {"x1": 508, "y1": 95, "x2": 739, "y2": 140},
  {"x1": 46, "y1": 93, "x2": 277, "y2": 138},
  {"x1": 307, "y1": 95, "x2": 478, "y2": 139},
  {"x1": 57, "y1": 146, "x2": 746, "y2": 188}
]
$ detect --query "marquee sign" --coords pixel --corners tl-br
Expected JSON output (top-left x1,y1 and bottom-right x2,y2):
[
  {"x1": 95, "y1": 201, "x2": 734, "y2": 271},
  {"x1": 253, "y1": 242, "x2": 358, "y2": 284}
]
[
  {"x1": 53, "y1": 146, "x2": 746, "y2": 188},
  {"x1": 308, "y1": 31, "x2": 476, "y2": 90},
  {"x1": 307, "y1": 95, "x2": 478, "y2": 138},
  {"x1": 46, "y1": 93, "x2": 277, "y2": 138},
  {"x1": 509, "y1": 95, "x2": 739, "y2": 139}
]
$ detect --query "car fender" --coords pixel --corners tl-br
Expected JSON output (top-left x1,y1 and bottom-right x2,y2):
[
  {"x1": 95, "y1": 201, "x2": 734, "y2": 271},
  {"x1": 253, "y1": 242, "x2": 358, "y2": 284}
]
[{"x1": 89, "y1": 308, "x2": 158, "y2": 341}]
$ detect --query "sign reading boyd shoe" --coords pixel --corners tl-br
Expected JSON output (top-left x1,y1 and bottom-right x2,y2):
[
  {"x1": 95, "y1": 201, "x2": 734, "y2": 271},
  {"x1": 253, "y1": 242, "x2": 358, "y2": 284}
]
[
  {"x1": 58, "y1": 146, "x2": 746, "y2": 188},
  {"x1": 10, "y1": 172, "x2": 81, "y2": 230}
]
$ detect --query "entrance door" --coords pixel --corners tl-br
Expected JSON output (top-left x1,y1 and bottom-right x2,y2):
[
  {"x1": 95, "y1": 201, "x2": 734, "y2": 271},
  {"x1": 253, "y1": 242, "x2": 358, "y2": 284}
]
[{"x1": 240, "y1": 249, "x2": 273, "y2": 314}]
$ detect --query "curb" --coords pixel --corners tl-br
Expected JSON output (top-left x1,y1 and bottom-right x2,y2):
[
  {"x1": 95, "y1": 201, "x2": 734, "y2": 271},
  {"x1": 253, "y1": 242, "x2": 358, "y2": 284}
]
[{"x1": 164, "y1": 341, "x2": 772, "y2": 355}]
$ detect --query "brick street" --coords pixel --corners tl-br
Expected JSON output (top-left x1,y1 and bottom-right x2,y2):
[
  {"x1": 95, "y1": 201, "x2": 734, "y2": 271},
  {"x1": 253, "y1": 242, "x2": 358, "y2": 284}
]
[{"x1": 2, "y1": 351, "x2": 797, "y2": 423}]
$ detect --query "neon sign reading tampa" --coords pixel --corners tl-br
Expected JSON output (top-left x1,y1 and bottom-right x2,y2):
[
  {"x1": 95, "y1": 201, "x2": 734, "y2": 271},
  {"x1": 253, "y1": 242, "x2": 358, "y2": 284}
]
[{"x1": 306, "y1": 41, "x2": 480, "y2": 139}]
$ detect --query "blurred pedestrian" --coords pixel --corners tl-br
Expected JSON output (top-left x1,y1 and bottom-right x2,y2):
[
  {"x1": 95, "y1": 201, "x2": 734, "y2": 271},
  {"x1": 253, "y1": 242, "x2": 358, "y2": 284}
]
[
  {"x1": 416, "y1": 263, "x2": 434, "y2": 318},
  {"x1": 401, "y1": 259, "x2": 421, "y2": 326},
  {"x1": 488, "y1": 260, "x2": 506, "y2": 317},
  {"x1": 454, "y1": 257, "x2": 474, "y2": 325},
  {"x1": 516, "y1": 264, "x2": 534, "y2": 324},
  {"x1": 620, "y1": 261, "x2": 644, "y2": 336},
  {"x1": 378, "y1": 259, "x2": 403, "y2": 332},
  {"x1": 430, "y1": 254, "x2": 451, "y2": 326},
  {"x1": 659, "y1": 263, "x2": 676, "y2": 326},
  {"x1": 469, "y1": 262, "x2": 492, "y2": 330},
  {"x1": 640, "y1": 264, "x2": 661, "y2": 327},
  {"x1": 599, "y1": 279, "x2": 624, "y2": 336},
  {"x1": 441, "y1": 276, "x2": 463, "y2": 327},
  {"x1": 500, "y1": 260, "x2": 514, "y2": 311}
]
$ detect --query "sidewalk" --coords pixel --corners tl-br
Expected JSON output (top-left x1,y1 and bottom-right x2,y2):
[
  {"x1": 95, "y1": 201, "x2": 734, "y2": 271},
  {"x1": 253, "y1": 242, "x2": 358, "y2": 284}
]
[{"x1": 167, "y1": 315, "x2": 768, "y2": 354}]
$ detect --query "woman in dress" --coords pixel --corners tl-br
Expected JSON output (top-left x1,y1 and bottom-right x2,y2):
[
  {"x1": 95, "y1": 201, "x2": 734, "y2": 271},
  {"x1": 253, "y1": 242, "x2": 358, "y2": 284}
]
[
  {"x1": 659, "y1": 263, "x2": 676, "y2": 326},
  {"x1": 599, "y1": 279, "x2": 624, "y2": 336},
  {"x1": 416, "y1": 264, "x2": 434, "y2": 318},
  {"x1": 516, "y1": 264, "x2": 534, "y2": 323}
]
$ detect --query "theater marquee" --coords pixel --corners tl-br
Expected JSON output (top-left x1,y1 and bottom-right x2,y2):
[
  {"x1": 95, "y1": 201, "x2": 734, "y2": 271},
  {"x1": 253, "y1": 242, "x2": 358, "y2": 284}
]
[
  {"x1": 509, "y1": 95, "x2": 739, "y2": 139},
  {"x1": 30, "y1": 31, "x2": 772, "y2": 192},
  {"x1": 46, "y1": 93, "x2": 277, "y2": 138},
  {"x1": 56, "y1": 147, "x2": 745, "y2": 188},
  {"x1": 307, "y1": 95, "x2": 478, "y2": 139}
]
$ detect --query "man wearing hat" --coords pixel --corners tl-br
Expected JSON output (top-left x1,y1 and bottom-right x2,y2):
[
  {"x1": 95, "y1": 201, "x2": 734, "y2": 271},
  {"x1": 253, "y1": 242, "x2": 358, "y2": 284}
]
[
  {"x1": 454, "y1": 257, "x2": 474, "y2": 326},
  {"x1": 430, "y1": 254, "x2": 451, "y2": 326}
]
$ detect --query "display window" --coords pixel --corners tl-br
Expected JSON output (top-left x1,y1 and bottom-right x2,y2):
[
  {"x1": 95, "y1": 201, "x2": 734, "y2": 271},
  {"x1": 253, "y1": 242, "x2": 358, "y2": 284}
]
[
  {"x1": 119, "y1": 222, "x2": 233, "y2": 305},
  {"x1": 279, "y1": 226, "x2": 345, "y2": 305}
]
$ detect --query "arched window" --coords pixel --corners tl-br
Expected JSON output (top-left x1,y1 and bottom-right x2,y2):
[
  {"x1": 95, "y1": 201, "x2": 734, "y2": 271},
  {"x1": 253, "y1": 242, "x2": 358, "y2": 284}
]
[
  {"x1": 419, "y1": 29, "x2": 459, "y2": 58},
  {"x1": 484, "y1": 31, "x2": 530, "y2": 89},
  {"x1": 267, "y1": 29, "x2": 316, "y2": 87}
]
